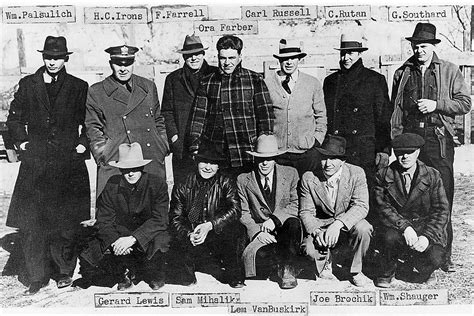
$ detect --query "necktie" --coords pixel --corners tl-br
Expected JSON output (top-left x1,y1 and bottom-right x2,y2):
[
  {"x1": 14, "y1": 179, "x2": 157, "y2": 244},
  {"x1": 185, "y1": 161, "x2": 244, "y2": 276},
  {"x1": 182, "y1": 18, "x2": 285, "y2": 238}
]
[
  {"x1": 125, "y1": 82, "x2": 132, "y2": 93},
  {"x1": 282, "y1": 75, "x2": 291, "y2": 94},
  {"x1": 51, "y1": 76, "x2": 56, "y2": 84},
  {"x1": 403, "y1": 173, "x2": 412, "y2": 194},
  {"x1": 263, "y1": 176, "x2": 271, "y2": 197}
]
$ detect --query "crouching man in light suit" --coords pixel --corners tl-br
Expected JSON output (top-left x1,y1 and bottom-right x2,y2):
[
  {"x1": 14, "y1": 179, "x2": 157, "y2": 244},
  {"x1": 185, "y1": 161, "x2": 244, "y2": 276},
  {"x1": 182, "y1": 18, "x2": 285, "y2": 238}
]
[{"x1": 299, "y1": 135, "x2": 373, "y2": 287}]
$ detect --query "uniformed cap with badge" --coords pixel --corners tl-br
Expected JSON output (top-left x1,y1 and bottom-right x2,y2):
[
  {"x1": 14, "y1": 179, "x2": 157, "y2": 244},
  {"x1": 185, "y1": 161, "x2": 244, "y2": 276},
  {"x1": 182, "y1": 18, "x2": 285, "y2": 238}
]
[{"x1": 105, "y1": 45, "x2": 139, "y2": 66}]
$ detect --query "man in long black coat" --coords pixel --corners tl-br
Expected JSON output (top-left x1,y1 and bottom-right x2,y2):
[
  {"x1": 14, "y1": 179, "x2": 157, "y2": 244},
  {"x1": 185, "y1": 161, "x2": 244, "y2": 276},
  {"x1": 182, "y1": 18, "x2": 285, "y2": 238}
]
[
  {"x1": 162, "y1": 35, "x2": 217, "y2": 185},
  {"x1": 6, "y1": 36, "x2": 91, "y2": 295},
  {"x1": 323, "y1": 32, "x2": 392, "y2": 193}
]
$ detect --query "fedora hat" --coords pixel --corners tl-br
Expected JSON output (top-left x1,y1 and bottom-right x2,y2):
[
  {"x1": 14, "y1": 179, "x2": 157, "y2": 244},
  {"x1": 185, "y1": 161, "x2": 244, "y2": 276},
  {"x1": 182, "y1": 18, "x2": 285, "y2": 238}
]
[
  {"x1": 335, "y1": 32, "x2": 368, "y2": 52},
  {"x1": 405, "y1": 22, "x2": 441, "y2": 44},
  {"x1": 176, "y1": 35, "x2": 208, "y2": 54},
  {"x1": 109, "y1": 142, "x2": 152, "y2": 169},
  {"x1": 37, "y1": 36, "x2": 73, "y2": 56},
  {"x1": 246, "y1": 134, "x2": 287, "y2": 158},
  {"x1": 273, "y1": 39, "x2": 307, "y2": 59},
  {"x1": 195, "y1": 141, "x2": 228, "y2": 164},
  {"x1": 316, "y1": 135, "x2": 347, "y2": 158}
]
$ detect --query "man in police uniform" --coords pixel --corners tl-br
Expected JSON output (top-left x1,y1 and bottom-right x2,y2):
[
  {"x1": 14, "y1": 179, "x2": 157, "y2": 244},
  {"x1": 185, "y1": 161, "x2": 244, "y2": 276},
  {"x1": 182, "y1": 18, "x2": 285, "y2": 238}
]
[{"x1": 86, "y1": 45, "x2": 169, "y2": 198}]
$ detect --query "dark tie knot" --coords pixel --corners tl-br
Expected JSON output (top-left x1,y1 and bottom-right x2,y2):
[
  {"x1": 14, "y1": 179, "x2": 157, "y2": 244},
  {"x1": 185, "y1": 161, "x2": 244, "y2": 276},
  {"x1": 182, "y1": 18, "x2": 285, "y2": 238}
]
[{"x1": 282, "y1": 75, "x2": 291, "y2": 94}]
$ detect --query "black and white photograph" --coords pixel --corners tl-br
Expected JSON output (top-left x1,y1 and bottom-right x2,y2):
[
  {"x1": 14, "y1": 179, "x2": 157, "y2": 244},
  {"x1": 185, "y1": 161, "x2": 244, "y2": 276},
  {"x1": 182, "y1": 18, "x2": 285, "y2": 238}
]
[{"x1": 0, "y1": 0, "x2": 472, "y2": 314}]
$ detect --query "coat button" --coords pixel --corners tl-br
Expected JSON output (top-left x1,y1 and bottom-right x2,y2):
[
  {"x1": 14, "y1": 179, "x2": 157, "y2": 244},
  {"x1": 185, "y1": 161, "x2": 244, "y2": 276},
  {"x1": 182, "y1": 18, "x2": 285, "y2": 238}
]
[
  {"x1": 146, "y1": 143, "x2": 151, "y2": 147},
  {"x1": 334, "y1": 130, "x2": 339, "y2": 135},
  {"x1": 123, "y1": 115, "x2": 127, "y2": 120},
  {"x1": 127, "y1": 130, "x2": 131, "y2": 134},
  {"x1": 353, "y1": 108, "x2": 358, "y2": 112},
  {"x1": 145, "y1": 114, "x2": 149, "y2": 117},
  {"x1": 147, "y1": 128, "x2": 151, "y2": 132},
  {"x1": 352, "y1": 130, "x2": 357, "y2": 134}
]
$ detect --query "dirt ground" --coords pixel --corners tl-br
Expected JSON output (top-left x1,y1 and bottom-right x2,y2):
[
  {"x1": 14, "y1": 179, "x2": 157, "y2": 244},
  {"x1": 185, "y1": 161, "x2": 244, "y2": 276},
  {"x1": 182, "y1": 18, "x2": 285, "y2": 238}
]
[{"x1": 0, "y1": 146, "x2": 473, "y2": 312}]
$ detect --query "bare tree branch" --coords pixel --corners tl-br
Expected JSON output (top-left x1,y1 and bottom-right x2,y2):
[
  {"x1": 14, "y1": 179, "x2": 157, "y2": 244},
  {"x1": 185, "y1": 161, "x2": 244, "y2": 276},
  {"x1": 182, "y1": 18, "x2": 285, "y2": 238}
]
[
  {"x1": 439, "y1": 32, "x2": 463, "y2": 52},
  {"x1": 453, "y1": 5, "x2": 467, "y2": 30}
]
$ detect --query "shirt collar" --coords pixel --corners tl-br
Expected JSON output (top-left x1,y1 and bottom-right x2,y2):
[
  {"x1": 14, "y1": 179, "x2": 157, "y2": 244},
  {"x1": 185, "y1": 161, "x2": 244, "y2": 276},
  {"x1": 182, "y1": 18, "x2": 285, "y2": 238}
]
[
  {"x1": 277, "y1": 69, "x2": 299, "y2": 82},
  {"x1": 325, "y1": 163, "x2": 344, "y2": 186},
  {"x1": 259, "y1": 168, "x2": 274, "y2": 185}
]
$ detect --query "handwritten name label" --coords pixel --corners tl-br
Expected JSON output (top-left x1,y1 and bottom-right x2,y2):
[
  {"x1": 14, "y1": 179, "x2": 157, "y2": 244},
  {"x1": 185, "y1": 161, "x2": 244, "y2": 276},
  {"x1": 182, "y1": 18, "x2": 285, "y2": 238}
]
[
  {"x1": 228, "y1": 302, "x2": 308, "y2": 315},
  {"x1": 94, "y1": 292, "x2": 169, "y2": 308},
  {"x1": 380, "y1": 289, "x2": 448, "y2": 305},
  {"x1": 151, "y1": 6, "x2": 208, "y2": 22},
  {"x1": 388, "y1": 6, "x2": 452, "y2": 21},
  {"x1": 2, "y1": 6, "x2": 75, "y2": 23},
  {"x1": 194, "y1": 20, "x2": 258, "y2": 36},
  {"x1": 84, "y1": 7, "x2": 148, "y2": 24},
  {"x1": 310, "y1": 291, "x2": 376, "y2": 306},
  {"x1": 172, "y1": 293, "x2": 240, "y2": 308},
  {"x1": 241, "y1": 6, "x2": 317, "y2": 20},
  {"x1": 324, "y1": 6, "x2": 371, "y2": 20}
]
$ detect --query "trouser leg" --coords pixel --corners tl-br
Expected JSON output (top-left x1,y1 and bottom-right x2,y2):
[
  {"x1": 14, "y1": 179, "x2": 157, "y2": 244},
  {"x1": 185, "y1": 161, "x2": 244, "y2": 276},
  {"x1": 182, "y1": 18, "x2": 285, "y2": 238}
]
[
  {"x1": 49, "y1": 228, "x2": 78, "y2": 277},
  {"x1": 377, "y1": 227, "x2": 406, "y2": 279},
  {"x1": 411, "y1": 245, "x2": 445, "y2": 281},
  {"x1": 346, "y1": 219, "x2": 373, "y2": 274},
  {"x1": 275, "y1": 218, "x2": 302, "y2": 266},
  {"x1": 21, "y1": 229, "x2": 48, "y2": 283}
]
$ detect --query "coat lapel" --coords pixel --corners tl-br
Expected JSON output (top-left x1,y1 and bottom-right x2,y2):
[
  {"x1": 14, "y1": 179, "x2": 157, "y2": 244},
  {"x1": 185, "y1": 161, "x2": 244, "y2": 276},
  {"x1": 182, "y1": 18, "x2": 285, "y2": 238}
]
[
  {"x1": 385, "y1": 166, "x2": 408, "y2": 208},
  {"x1": 103, "y1": 76, "x2": 129, "y2": 107},
  {"x1": 273, "y1": 165, "x2": 286, "y2": 210},
  {"x1": 179, "y1": 69, "x2": 195, "y2": 98},
  {"x1": 404, "y1": 162, "x2": 430, "y2": 209},
  {"x1": 32, "y1": 68, "x2": 51, "y2": 113},
  {"x1": 334, "y1": 165, "x2": 350, "y2": 215},
  {"x1": 248, "y1": 171, "x2": 270, "y2": 210},
  {"x1": 125, "y1": 75, "x2": 148, "y2": 115},
  {"x1": 312, "y1": 175, "x2": 335, "y2": 215}
]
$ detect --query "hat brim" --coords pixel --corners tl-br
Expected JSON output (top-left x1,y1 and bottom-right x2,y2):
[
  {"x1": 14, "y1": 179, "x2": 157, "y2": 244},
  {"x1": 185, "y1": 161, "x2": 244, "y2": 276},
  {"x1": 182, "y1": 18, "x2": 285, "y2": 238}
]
[
  {"x1": 38, "y1": 50, "x2": 73, "y2": 55},
  {"x1": 405, "y1": 37, "x2": 441, "y2": 44},
  {"x1": 393, "y1": 147, "x2": 419, "y2": 154},
  {"x1": 316, "y1": 147, "x2": 346, "y2": 158},
  {"x1": 246, "y1": 149, "x2": 288, "y2": 158},
  {"x1": 334, "y1": 47, "x2": 368, "y2": 52},
  {"x1": 176, "y1": 47, "x2": 208, "y2": 54},
  {"x1": 273, "y1": 52, "x2": 307, "y2": 59},
  {"x1": 195, "y1": 154, "x2": 227, "y2": 163},
  {"x1": 109, "y1": 160, "x2": 151, "y2": 169}
]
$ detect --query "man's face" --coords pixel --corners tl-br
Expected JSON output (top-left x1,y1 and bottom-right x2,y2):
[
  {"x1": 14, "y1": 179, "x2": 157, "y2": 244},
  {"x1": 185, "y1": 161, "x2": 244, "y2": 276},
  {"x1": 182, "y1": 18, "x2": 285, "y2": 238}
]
[
  {"x1": 340, "y1": 50, "x2": 361, "y2": 69},
  {"x1": 411, "y1": 42, "x2": 435, "y2": 65},
  {"x1": 120, "y1": 167, "x2": 143, "y2": 184},
  {"x1": 184, "y1": 52, "x2": 205, "y2": 70},
  {"x1": 110, "y1": 59, "x2": 134, "y2": 82},
  {"x1": 321, "y1": 157, "x2": 344, "y2": 178},
  {"x1": 256, "y1": 158, "x2": 276, "y2": 177},
  {"x1": 198, "y1": 161, "x2": 219, "y2": 179},
  {"x1": 43, "y1": 55, "x2": 66, "y2": 74},
  {"x1": 218, "y1": 48, "x2": 241, "y2": 75},
  {"x1": 279, "y1": 57, "x2": 300, "y2": 75},
  {"x1": 395, "y1": 148, "x2": 420, "y2": 170}
]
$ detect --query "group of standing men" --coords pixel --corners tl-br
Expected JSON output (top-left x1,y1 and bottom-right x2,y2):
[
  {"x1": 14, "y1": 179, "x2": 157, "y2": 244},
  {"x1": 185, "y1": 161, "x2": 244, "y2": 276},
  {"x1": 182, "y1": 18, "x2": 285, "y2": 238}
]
[{"x1": 6, "y1": 22, "x2": 471, "y2": 294}]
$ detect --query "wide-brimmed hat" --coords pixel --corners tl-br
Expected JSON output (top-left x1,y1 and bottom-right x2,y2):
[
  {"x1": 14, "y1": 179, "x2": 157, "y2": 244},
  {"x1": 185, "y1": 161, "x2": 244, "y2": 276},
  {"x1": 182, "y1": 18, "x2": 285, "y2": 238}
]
[
  {"x1": 392, "y1": 133, "x2": 425, "y2": 154},
  {"x1": 109, "y1": 142, "x2": 152, "y2": 169},
  {"x1": 335, "y1": 32, "x2": 368, "y2": 52},
  {"x1": 195, "y1": 141, "x2": 228, "y2": 164},
  {"x1": 37, "y1": 36, "x2": 73, "y2": 56},
  {"x1": 273, "y1": 39, "x2": 307, "y2": 59},
  {"x1": 176, "y1": 35, "x2": 208, "y2": 54},
  {"x1": 246, "y1": 134, "x2": 287, "y2": 158},
  {"x1": 316, "y1": 135, "x2": 347, "y2": 158},
  {"x1": 405, "y1": 23, "x2": 441, "y2": 44}
]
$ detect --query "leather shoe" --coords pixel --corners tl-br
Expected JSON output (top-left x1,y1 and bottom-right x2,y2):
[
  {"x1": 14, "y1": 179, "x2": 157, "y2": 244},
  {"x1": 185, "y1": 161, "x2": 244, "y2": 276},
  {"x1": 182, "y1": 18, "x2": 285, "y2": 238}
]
[
  {"x1": 117, "y1": 268, "x2": 134, "y2": 291},
  {"x1": 375, "y1": 277, "x2": 393, "y2": 288},
  {"x1": 440, "y1": 261, "x2": 456, "y2": 273},
  {"x1": 149, "y1": 279, "x2": 165, "y2": 290},
  {"x1": 57, "y1": 275, "x2": 73, "y2": 288},
  {"x1": 350, "y1": 272, "x2": 372, "y2": 287},
  {"x1": 277, "y1": 265, "x2": 297, "y2": 289},
  {"x1": 24, "y1": 280, "x2": 48, "y2": 296},
  {"x1": 229, "y1": 280, "x2": 245, "y2": 288}
]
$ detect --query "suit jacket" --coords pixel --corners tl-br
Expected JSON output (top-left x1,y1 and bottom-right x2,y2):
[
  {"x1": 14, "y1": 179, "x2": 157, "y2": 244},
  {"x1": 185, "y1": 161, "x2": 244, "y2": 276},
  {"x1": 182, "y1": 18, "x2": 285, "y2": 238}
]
[
  {"x1": 85, "y1": 74, "x2": 169, "y2": 196},
  {"x1": 374, "y1": 160, "x2": 449, "y2": 247},
  {"x1": 6, "y1": 66, "x2": 90, "y2": 230},
  {"x1": 238, "y1": 164, "x2": 299, "y2": 239},
  {"x1": 161, "y1": 61, "x2": 217, "y2": 159},
  {"x1": 81, "y1": 173, "x2": 170, "y2": 266},
  {"x1": 265, "y1": 70, "x2": 327, "y2": 153},
  {"x1": 299, "y1": 163, "x2": 369, "y2": 235}
]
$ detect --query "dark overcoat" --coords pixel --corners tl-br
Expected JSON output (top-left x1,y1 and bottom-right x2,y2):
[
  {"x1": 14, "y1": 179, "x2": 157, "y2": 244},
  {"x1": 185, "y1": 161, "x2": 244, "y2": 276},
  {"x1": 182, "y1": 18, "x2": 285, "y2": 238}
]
[
  {"x1": 81, "y1": 173, "x2": 170, "y2": 266},
  {"x1": 161, "y1": 61, "x2": 217, "y2": 160},
  {"x1": 85, "y1": 74, "x2": 169, "y2": 197},
  {"x1": 323, "y1": 59, "x2": 392, "y2": 168},
  {"x1": 6, "y1": 66, "x2": 91, "y2": 230},
  {"x1": 373, "y1": 160, "x2": 449, "y2": 247}
]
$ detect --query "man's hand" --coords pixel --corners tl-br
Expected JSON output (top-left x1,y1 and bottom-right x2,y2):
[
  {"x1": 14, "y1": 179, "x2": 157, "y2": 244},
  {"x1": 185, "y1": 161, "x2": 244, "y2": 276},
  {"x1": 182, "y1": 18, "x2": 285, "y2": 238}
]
[
  {"x1": 375, "y1": 152, "x2": 390, "y2": 169},
  {"x1": 256, "y1": 231, "x2": 277, "y2": 245},
  {"x1": 417, "y1": 99, "x2": 437, "y2": 114},
  {"x1": 191, "y1": 222, "x2": 213, "y2": 246},
  {"x1": 412, "y1": 235, "x2": 429, "y2": 252},
  {"x1": 324, "y1": 220, "x2": 344, "y2": 248},
  {"x1": 19, "y1": 142, "x2": 29, "y2": 151},
  {"x1": 76, "y1": 144, "x2": 86, "y2": 154},
  {"x1": 314, "y1": 231, "x2": 327, "y2": 248},
  {"x1": 403, "y1": 226, "x2": 418, "y2": 247},
  {"x1": 260, "y1": 219, "x2": 275, "y2": 233},
  {"x1": 111, "y1": 236, "x2": 136, "y2": 256}
]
